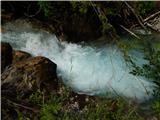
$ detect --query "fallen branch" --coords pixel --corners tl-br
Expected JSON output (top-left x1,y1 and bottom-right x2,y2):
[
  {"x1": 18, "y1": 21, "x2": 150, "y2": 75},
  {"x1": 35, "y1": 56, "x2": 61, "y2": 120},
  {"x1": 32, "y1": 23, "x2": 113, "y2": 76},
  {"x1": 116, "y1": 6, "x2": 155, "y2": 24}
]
[
  {"x1": 119, "y1": 25, "x2": 141, "y2": 39},
  {"x1": 130, "y1": 24, "x2": 139, "y2": 30},
  {"x1": 24, "y1": 4, "x2": 41, "y2": 18},
  {"x1": 144, "y1": 11, "x2": 160, "y2": 22},
  {"x1": 145, "y1": 22, "x2": 160, "y2": 32},
  {"x1": 7, "y1": 99, "x2": 40, "y2": 113},
  {"x1": 124, "y1": 2, "x2": 146, "y2": 30}
]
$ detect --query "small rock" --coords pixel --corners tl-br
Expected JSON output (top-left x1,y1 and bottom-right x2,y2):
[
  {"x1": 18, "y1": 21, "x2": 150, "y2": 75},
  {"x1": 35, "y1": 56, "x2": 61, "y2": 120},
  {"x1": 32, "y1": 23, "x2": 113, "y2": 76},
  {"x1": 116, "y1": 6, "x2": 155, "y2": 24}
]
[
  {"x1": 1, "y1": 42, "x2": 13, "y2": 73},
  {"x1": 1, "y1": 56, "x2": 58, "y2": 93},
  {"x1": 69, "y1": 91, "x2": 95, "y2": 109}
]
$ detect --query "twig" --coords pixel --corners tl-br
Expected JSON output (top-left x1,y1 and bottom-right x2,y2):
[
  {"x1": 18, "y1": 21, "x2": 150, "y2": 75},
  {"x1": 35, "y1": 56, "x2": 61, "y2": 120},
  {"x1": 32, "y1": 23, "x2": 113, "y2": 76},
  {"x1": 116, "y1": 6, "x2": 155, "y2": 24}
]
[
  {"x1": 24, "y1": 4, "x2": 41, "y2": 18},
  {"x1": 124, "y1": 2, "x2": 146, "y2": 30},
  {"x1": 144, "y1": 11, "x2": 160, "y2": 22},
  {"x1": 134, "y1": 77, "x2": 150, "y2": 102},
  {"x1": 130, "y1": 24, "x2": 139, "y2": 30},
  {"x1": 7, "y1": 99, "x2": 40, "y2": 113},
  {"x1": 145, "y1": 22, "x2": 160, "y2": 32},
  {"x1": 119, "y1": 25, "x2": 141, "y2": 39}
]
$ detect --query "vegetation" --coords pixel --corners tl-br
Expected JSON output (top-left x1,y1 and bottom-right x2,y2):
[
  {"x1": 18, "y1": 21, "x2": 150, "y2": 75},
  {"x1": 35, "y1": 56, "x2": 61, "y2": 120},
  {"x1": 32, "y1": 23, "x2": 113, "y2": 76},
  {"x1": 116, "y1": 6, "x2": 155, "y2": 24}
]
[
  {"x1": 129, "y1": 41, "x2": 160, "y2": 97},
  {"x1": 130, "y1": 46, "x2": 160, "y2": 118},
  {"x1": 118, "y1": 37, "x2": 160, "y2": 119},
  {"x1": 137, "y1": 1, "x2": 156, "y2": 17},
  {"x1": 16, "y1": 88, "x2": 145, "y2": 120},
  {"x1": 1, "y1": 1, "x2": 160, "y2": 120}
]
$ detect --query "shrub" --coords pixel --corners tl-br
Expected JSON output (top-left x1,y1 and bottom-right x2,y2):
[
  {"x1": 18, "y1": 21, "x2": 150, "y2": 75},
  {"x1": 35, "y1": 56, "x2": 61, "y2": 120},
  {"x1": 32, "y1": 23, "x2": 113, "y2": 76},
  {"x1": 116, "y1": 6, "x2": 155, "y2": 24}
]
[{"x1": 137, "y1": 1, "x2": 156, "y2": 17}]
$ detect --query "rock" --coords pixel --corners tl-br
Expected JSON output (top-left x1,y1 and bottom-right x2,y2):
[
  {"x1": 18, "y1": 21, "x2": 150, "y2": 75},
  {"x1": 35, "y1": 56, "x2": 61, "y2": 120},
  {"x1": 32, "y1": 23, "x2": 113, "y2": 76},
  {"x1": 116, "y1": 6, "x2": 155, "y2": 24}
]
[
  {"x1": 57, "y1": 84, "x2": 96, "y2": 110},
  {"x1": 1, "y1": 56, "x2": 58, "y2": 93},
  {"x1": 12, "y1": 50, "x2": 32, "y2": 63},
  {"x1": 68, "y1": 91, "x2": 95, "y2": 109},
  {"x1": 1, "y1": 42, "x2": 13, "y2": 73},
  {"x1": 1, "y1": 11, "x2": 15, "y2": 24}
]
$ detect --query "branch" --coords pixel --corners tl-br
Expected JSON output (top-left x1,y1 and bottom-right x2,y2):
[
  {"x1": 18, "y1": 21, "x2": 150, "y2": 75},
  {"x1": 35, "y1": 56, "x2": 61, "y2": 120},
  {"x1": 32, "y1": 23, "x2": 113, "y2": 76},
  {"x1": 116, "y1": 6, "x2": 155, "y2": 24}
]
[
  {"x1": 145, "y1": 23, "x2": 160, "y2": 32},
  {"x1": 119, "y1": 25, "x2": 141, "y2": 39},
  {"x1": 144, "y1": 11, "x2": 160, "y2": 22},
  {"x1": 24, "y1": 4, "x2": 41, "y2": 18},
  {"x1": 124, "y1": 2, "x2": 146, "y2": 30},
  {"x1": 6, "y1": 99, "x2": 40, "y2": 113}
]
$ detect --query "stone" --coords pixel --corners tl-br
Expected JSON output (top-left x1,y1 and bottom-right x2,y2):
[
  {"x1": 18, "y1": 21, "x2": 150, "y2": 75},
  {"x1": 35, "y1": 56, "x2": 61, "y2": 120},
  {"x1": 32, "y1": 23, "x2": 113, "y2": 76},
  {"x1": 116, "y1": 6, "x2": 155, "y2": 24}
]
[
  {"x1": 68, "y1": 91, "x2": 95, "y2": 109},
  {"x1": 1, "y1": 11, "x2": 14, "y2": 23},
  {"x1": 1, "y1": 56, "x2": 58, "y2": 93},
  {"x1": 1, "y1": 42, "x2": 13, "y2": 73}
]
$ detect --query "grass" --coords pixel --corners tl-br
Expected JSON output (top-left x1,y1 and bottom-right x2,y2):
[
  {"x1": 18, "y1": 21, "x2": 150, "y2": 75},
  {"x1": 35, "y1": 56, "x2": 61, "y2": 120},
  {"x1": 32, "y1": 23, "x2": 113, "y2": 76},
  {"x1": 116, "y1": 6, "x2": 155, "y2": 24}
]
[{"x1": 12, "y1": 85, "x2": 159, "y2": 120}]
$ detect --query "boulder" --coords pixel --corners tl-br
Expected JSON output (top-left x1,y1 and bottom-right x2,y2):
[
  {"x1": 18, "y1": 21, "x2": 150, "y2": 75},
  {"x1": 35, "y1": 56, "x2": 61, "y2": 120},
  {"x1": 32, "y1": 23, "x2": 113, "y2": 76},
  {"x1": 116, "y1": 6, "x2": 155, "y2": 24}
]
[
  {"x1": 1, "y1": 42, "x2": 13, "y2": 73},
  {"x1": 12, "y1": 50, "x2": 32, "y2": 63},
  {"x1": 1, "y1": 56, "x2": 58, "y2": 93}
]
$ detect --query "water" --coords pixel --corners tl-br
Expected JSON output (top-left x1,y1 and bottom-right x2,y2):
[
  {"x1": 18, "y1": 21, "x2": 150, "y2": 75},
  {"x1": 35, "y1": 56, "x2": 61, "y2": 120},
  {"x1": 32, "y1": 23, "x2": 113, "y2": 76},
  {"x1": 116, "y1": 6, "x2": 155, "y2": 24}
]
[{"x1": 1, "y1": 20, "x2": 155, "y2": 102}]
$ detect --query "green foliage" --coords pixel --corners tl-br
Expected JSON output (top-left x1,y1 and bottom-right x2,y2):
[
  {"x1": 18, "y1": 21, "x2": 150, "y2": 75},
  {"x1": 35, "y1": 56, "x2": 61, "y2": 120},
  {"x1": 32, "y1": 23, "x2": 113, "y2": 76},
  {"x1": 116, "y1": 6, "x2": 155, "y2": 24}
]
[
  {"x1": 152, "y1": 100, "x2": 160, "y2": 116},
  {"x1": 117, "y1": 39, "x2": 160, "y2": 118},
  {"x1": 38, "y1": 1, "x2": 115, "y2": 36},
  {"x1": 117, "y1": 37, "x2": 160, "y2": 98},
  {"x1": 83, "y1": 98, "x2": 143, "y2": 120},
  {"x1": 91, "y1": 3, "x2": 115, "y2": 35},
  {"x1": 117, "y1": 39, "x2": 140, "y2": 52},
  {"x1": 8, "y1": 84, "x2": 155, "y2": 120},
  {"x1": 38, "y1": 1, "x2": 53, "y2": 17},
  {"x1": 40, "y1": 96, "x2": 63, "y2": 120},
  {"x1": 38, "y1": 1, "x2": 91, "y2": 19},
  {"x1": 29, "y1": 89, "x2": 44, "y2": 105},
  {"x1": 39, "y1": 95, "x2": 144, "y2": 120},
  {"x1": 70, "y1": 1, "x2": 90, "y2": 14},
  {"x1": 130, "y1": 42, "x2": 160, "y2": 97},
  {"x1": 138, "y1": 1, "x2": 156, "y2": 16},
  {"x1": 100, "y1": 15, "x2": 114, "y2": 34},
  {"x1": 17, "y1": 110, "x2": 30, "y2": 120}
]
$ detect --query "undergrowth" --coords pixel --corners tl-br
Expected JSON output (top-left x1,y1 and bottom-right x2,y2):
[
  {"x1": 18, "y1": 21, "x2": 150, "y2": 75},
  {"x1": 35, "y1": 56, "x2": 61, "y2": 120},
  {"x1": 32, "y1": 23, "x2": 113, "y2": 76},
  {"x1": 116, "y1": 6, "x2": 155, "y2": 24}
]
[
  {"x1": 14, "y1": 86, "x2": 158, "y2": 120},
  {"x1": 38, "y1": 94, "x2": 144, "y2": 120},
  {"x1": 118, "y1": 37, "x2": 160, "y2": 119}
]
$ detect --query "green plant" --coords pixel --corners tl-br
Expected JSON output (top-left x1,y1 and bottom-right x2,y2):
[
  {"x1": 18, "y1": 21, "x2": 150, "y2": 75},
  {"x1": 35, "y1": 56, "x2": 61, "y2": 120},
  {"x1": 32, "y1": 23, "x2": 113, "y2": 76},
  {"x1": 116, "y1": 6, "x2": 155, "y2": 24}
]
[
  {"x1": 70, "y1": 1, "x2": 90, "y2": 14},
  {"x1": 38, "y1": 1, "x2": 53, "y2": 17},
  {"x1": 130, "y1": 42, "x2": 160, "y2": 97},
  {"x1": 152, "y1": 100, "x2": 160, "y2": 116},
  {"x1": 137, "y1": 1, "x2": 156, "y2": 16},
  {"x1": 29, "y1": 89, "x2": 44, "y2": 105},
  {"x1": 118, "y1": 39, "x2": 160, "y2": 118},
  {"x1": 40, "y1": 96, "x2": 63, "y2": 120},
  {"x1": 82, "y1": 98, "x2": 143, "y2": 120}
]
